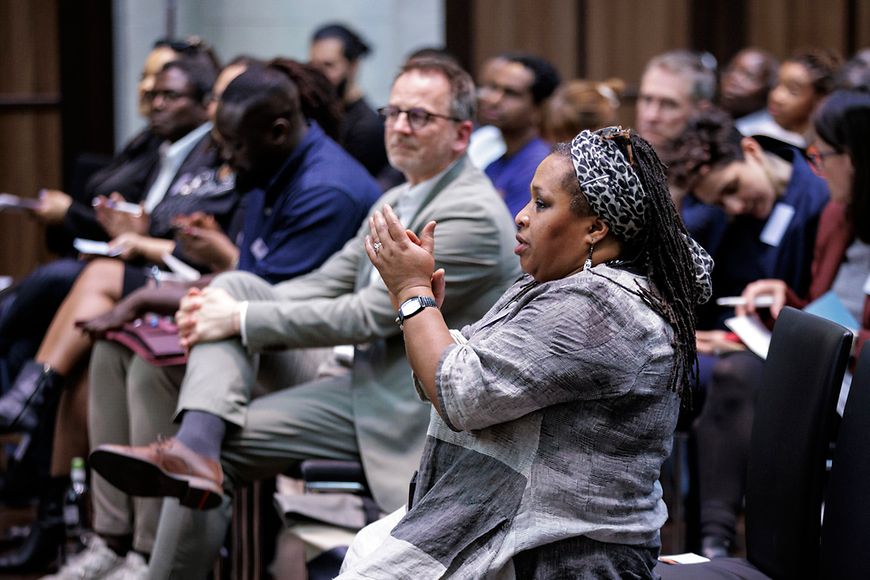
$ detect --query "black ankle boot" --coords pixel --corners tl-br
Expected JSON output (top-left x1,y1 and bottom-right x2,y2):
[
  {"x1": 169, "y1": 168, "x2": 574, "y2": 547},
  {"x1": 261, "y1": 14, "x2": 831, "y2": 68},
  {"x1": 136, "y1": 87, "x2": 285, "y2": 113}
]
[
  {"x1": 0, "y1": 478, "x2": 66, "y2": 572},
  {"x1": 0, "y1": 360, "x2": 64, "y2": 434}
]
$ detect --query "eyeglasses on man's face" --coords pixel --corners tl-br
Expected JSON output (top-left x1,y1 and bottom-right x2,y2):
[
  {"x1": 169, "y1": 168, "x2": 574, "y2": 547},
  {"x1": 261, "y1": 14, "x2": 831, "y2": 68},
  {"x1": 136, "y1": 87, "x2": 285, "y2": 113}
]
[{"x1": 378, "y1": 106, "x2": 462, "y2": 131}]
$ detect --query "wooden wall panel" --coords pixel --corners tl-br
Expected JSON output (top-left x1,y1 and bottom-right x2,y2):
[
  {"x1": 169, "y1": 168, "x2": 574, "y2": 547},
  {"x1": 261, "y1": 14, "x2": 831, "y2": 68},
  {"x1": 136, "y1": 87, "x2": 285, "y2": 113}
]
[
  {"x1": 0, "y1": 0, "x2": 62, "y2": 279},
  {"x1": 747, "y1": 0, "x2": 849, "y2": 59},
  {"x1": 471, "y1": 0, "x2": 579, "y2": 80},
  {"x1": 584, "y1": 0, "x2": 690, "y2": 84},
  {"x1": 856, "y1": 0, "x2": 870, "y2": 50}
]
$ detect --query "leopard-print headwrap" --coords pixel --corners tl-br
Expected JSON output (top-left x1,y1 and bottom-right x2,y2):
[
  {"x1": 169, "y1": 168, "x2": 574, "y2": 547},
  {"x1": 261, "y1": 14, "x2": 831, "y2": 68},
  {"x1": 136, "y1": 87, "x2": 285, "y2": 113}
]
[{"x1": 570, "y1": 127, "x2": 714, "y2": 304}]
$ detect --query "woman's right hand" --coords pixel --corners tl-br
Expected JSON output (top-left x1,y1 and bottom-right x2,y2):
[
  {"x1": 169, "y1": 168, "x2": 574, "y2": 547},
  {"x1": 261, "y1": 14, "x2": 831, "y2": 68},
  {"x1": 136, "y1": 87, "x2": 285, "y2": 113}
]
[{"x1": 736, "y1": 279, "x2": 788, "y2": 318}]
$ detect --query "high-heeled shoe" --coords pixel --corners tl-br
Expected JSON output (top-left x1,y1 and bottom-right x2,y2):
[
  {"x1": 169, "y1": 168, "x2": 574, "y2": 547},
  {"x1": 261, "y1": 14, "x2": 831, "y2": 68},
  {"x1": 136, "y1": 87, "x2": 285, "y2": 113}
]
[{"x1": 0, "y1": 360, "x2": 64, "y2": 434}]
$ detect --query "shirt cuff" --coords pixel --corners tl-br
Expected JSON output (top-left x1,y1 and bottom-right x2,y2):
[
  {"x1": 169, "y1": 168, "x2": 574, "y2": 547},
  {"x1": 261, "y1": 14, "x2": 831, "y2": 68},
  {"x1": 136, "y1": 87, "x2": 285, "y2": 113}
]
[{"x1": 238, "y1": 300, "x2": 249, "y2": 346}]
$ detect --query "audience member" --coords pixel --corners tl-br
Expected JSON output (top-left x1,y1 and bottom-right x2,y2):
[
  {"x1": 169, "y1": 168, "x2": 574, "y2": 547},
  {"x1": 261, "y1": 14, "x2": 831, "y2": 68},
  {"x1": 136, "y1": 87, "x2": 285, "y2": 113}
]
[
  {"x1": 32, "y1": 40, "x2": 189, "y2": 254},
  {"x1": 636, "y1": 50, "x2": 716, "y2": 152},
  {"x1": 767, "y1": 48, "x2": 842, "y2": 147},
  {"x1": 667, "y1": 109, "x2": 829, "y2": 331},
  {"x1": 309, "y1": 23, "x2": 390, "y2": 181},
  {"x1": 636, "y1": 49, "x2": 726, "y2": 258},
  {"x1": 339, "y1": 127, "x2": 712, "y2": 577},
  {"x1": 477, "y1": 53, "x2": 560, "y2": 216},
  {"x1": 542, "y1": 78, "x2": 623, "y2": 142},
  {"x1": 719, "y1": 48, "x2": 778, "y2": 121},
  {"x1": 89, "y1": 57, "x2": 520, "y2": 577},
  {"x1": 694, "y1": 89, "x2": 870, "y2": 559},
  {"x1": 718, "y1": 48, "x2": 795, "y2": 144}
]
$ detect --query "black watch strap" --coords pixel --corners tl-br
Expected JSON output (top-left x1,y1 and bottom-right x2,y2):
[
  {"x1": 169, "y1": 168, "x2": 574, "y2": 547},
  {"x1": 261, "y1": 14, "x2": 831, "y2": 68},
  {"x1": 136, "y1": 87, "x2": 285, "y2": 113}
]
[{"x1": 396, "y1": 296, "x2": 437, "y2": 330}]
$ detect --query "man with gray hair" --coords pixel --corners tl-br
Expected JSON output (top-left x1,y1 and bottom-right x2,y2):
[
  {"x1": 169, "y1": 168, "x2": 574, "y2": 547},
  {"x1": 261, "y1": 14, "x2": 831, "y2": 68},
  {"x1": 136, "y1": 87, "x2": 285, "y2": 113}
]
[
  {"x1": 91, "y1": 57, "x2": 521, "y2": 576},
  {"x1": 636, "y1": 49, "x2": 717, "y2": 151}
]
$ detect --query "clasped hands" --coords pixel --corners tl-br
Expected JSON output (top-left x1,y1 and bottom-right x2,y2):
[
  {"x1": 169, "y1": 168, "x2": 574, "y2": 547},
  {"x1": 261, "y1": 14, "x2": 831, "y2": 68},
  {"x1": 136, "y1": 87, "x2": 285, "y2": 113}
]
[
  {"x1": 365, "y1": 204, "x2": 445, "y2": 308},
  {"x1": 176, "y1": 286, "x2": 241, "y2": 350}
]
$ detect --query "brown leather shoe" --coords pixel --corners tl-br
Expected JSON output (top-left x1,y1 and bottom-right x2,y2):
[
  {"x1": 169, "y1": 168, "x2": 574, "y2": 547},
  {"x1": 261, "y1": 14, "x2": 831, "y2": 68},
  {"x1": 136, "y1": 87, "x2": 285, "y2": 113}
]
[{"x1": 89, "y1": 437, "x2": 224, "y2": 510}]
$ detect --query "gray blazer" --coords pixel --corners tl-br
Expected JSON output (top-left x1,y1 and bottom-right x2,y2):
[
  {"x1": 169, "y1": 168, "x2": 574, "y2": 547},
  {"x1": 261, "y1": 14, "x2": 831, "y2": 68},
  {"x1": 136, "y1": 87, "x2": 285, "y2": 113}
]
[{"x1": 244, "y1": 155, "x2": 522, "y2": 510}]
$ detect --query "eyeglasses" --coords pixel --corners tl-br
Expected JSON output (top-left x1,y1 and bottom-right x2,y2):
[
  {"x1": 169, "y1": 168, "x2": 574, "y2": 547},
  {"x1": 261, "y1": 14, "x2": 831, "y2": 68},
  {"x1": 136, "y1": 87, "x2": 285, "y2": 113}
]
[
  {"x1": 377, "y1": 106, "x2": 462, "y2": 131},
  {"x1": 807, "y1": 145, "x2": 842, "y2": 175}
]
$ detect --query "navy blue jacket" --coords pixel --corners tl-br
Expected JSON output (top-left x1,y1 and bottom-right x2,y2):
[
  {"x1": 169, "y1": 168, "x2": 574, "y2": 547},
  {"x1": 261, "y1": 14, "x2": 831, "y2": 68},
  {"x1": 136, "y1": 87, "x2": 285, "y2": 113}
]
[{"x1": 237, "y1": 122, "x2": 381, "y2": 284}]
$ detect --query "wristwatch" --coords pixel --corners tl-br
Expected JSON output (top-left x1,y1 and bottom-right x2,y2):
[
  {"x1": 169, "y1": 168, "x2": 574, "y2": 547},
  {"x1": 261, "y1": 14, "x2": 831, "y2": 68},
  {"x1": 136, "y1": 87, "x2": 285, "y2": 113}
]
[{"x1": 396, "y1": 296, "x2": 437, "y2": 330}]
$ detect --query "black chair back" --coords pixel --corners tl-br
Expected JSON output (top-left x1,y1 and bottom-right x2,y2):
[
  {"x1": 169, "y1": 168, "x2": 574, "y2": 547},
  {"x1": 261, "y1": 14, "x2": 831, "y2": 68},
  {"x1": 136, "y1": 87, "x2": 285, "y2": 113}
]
[
  {"x1": 745, "y1": 307, "x2": 852, "y2": 578},
  {"x1": 820, "y1": 346, "x2": 870, "y2": 579}
]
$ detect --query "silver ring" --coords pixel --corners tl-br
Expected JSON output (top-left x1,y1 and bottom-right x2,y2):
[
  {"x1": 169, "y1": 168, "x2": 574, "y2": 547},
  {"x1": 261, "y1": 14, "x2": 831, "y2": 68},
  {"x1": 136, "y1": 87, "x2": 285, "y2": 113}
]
[{"x1": 373, "y1": 241, "x2": 382, "y2": 254}]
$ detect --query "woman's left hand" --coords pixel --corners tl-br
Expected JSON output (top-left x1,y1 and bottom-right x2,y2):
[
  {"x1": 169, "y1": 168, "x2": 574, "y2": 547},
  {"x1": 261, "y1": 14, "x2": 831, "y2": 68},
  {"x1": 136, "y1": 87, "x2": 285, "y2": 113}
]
[{"x1": 365, "y1": 204, "x2": 437, "y2": 303}]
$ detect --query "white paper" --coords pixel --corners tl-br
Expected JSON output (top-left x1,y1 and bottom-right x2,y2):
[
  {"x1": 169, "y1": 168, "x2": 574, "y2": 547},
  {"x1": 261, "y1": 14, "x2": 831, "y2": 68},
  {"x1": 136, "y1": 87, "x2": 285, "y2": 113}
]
[
  {"x1": 0, "y1": 276, "x2": 12, "y2": 292},
  {"x1": 759, "y1": 203, "x2": 795, "y2": 247},
  {"x1": 725, "y1": 315, "x2": 772, "y2": 359},
  {"x1": 863, "y1": 273, "x2": 870, "y2": 296},
  {"x1": 161, "y1": 253, "x2": 201, "y2": 282},
  {"x1": 658, "y1": 553, "x2": 711, "y2": 565},
  {"x1": 0, "y1": 193, "x2": 39, "y2": 212},
  {"x1": 73, "y1": 238, "x2": 123, "y2": 257}
]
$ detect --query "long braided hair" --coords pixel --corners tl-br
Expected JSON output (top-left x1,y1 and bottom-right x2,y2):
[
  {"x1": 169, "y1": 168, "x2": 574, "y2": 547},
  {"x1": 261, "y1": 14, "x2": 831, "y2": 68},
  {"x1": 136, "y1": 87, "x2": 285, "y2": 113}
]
[
  {"x1": 556, "y1": 133, "x2": 702, "y2": 398},
  {"x1": 624, "y1": 133, "x2": 701, "y2": 400}
]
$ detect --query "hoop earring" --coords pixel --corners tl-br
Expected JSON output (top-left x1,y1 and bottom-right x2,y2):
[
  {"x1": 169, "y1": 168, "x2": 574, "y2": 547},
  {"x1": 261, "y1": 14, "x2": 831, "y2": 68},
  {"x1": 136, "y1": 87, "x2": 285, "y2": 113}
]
[{"x1": 584, "y1": 243, "x2": 594, "y2": 271}]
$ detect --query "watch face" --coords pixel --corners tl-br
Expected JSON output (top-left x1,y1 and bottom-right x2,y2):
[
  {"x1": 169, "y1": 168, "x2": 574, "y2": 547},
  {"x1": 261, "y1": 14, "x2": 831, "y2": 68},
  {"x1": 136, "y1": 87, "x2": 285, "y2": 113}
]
[{"x1": 401, "y1": 299, "x2": 420, "y2": 316}]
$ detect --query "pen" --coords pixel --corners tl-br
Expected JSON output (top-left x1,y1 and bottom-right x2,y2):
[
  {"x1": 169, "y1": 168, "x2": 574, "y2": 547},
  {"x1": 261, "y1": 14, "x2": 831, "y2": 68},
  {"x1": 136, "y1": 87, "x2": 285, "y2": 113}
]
[{"x1": 715, "y1": 296, "x2": 776, "y2": 308}]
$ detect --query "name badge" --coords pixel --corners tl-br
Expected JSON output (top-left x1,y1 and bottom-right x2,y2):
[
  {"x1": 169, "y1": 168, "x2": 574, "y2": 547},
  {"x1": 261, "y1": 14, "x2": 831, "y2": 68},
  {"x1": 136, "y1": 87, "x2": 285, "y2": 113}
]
[
  {"x1": 759, "y1": 203, "x2": 795, "y2": 247},
  {"x1": 250, "y1": 238, "x2": 269, "y2": 261}
]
